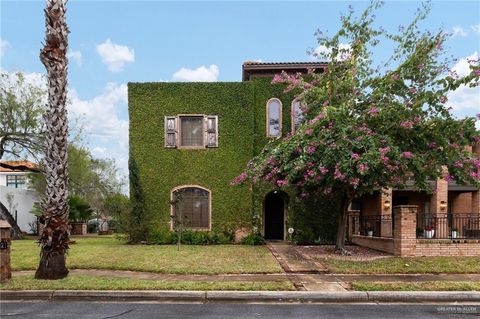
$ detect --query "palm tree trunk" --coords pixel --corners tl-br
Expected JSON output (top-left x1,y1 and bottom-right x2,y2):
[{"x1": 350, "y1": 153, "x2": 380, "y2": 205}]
[{"x1": 35, "y1": 0, "x2": 70, "y2": 280}]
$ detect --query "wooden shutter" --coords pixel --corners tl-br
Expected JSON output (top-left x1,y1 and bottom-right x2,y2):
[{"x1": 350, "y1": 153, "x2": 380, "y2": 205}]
[
  {"x1": 205, "y1": 115, "x2": 218, "y2": 148},
  {"x1": 164, "y1": 116, "x2": 177, "y2": 148}
]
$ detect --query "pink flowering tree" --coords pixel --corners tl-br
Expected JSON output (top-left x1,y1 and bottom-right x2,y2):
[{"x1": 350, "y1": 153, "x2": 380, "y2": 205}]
[{"x1": 233, "y1": 1, "x2": 480, "y2": 251}]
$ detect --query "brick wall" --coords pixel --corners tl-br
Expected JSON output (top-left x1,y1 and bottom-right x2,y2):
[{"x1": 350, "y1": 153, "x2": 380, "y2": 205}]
[
  {"x1": 393, "y1": 205, "x2": 417, "y2": 256},
  {"x1": 414, "y1": 239, "x2": 480, "y2": 256},
  {"x1": 351, "y1": 235, "x2": 394, "y2": 254}
]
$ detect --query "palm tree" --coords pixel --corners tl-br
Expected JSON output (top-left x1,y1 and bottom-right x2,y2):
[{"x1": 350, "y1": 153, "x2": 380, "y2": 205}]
[{"x1": 35, "y1": 0, "x2": 70, "y2": 280}]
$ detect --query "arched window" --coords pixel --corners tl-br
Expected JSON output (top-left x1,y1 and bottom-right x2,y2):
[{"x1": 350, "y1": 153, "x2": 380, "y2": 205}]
[
  {"x1": 171, "y1": 186, "x2": 211, "y2": 230},
  {"x1": 291, "y1": 100, "x2": 305, "y2": 133},
  {"x1": 266, "y1": 98, "x2": 282, "y2": 137}
]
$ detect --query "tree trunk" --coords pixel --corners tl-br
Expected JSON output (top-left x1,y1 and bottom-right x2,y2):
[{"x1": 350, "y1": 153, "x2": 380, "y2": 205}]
[
  {"x1": 335, "y1": 194, "x2": 350, "y2": 251},
  {"x1": 35, "y1": 0, "x2": 70, "y2": 280}
]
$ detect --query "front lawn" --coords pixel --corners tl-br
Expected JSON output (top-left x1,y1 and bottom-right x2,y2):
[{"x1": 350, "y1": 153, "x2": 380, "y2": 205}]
[
  {"x1": 11, "y1": 237, "x2": 282, "y2": 274},
  {"x1": 322, "y1": 256, "x2": 480, "y2": 274},
  {"x1": 0, "y1": 274, "x2": 294, "y2": 291},
  {"x1": 352, "y1": 281, "x2": 480, "y2": 291}
]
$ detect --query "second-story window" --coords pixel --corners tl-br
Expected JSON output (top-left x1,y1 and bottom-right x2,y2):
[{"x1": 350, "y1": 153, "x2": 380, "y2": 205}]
[
  {"x1": 164, "y1": 115, "x2": 218, "y2": 149},
  {"x1": 180, "y1": 116, "x2": 204, "y2": 147},
  {"x1": 6, "y1": 175, "x2": 26, "y2": 189},
  {"x1": 266, "y1": 98, "x2": 282, "y2": 137},
  {"x1": 291, "y1": 100, "x2": 305, "y2": 133}
]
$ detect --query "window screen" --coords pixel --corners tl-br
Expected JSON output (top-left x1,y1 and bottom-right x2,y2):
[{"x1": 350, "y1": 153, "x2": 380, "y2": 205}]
[
  {"x1": 173, "y1": 187, "x2": 210, "y2": 228},
  {"x1": 180, "y1": 116, "x2": 204, "y2": 147},
  {"x1": 267, "y1": 99, "x2": 282, "y2": 137}
]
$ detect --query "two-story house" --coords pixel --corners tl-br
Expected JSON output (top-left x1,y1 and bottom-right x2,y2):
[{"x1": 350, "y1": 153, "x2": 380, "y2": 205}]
[{"x1": 128, "y1": 62, "x2": 480, "y2": 243}]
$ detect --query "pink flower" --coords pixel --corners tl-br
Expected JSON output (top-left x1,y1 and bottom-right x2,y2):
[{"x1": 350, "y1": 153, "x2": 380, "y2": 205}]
[
  {"x1": 319, "y1": 166, "x2": 329, "y2": 174},
  {"x1": 368, "y1": 107, "x2": 379, "y2": 115},
  {"x1": 323, "y1": 100, "x2": 329, "y2": 107},
  {"x1": 400, "y1": 121, "x2": 414, "y2": 129},
  {"x1": 276, "y1": 179, "x2": 288, "y2": 187},
  {"x1": 351, "y1": 153, "x2": 360, "y2": 160},
  {"x1": 350, "y1": 178, "x2": 360, "y2": 186},
  {"x1": 305, "y1": 128, "x2": 313, "y2": 135},
  {"x1": 402, "y1": 151, "x2": 413, "y2": 159},
  {"x1": 307, "y1": 146, "x2": 316, "y2": 155},
  {"x1": 417, "y1": 64, "x2": 424, "y2": 69},
  {"x1": 474, "y1": 69, "x2": 480, "y2": 76},
  {"x1": 454, "y1": 160, "x2": 463, "y2": 168},
  {"x1": 358, "y1": 163, "x2": 369, "y2": 173},
  {"x1": 439, "y1": 96, "x2": 447, "y2": 103},
  {"x1": 379, "y1": 147, "x2": 390, "y2": 155},
  {"x1": 391, "y1": 73, "x2": 399, "y2": 81},
  {"x1": 409, "y1": 87, "x2": 416, "y2": 94},
  {"x1": 231, "y1": 172, "x2": 248, "y2": 185},
  {"x1": 334, "y1": 166, "x2": 346, "y2": 181}
]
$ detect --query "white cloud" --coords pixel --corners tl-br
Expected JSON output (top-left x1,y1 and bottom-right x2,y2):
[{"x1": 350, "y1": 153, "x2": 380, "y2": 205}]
[
  {"x1": 312, "y1": 43, "x2": 351, "y2": 61},
  {"x1": 447, "y1": 52, "x2": 480, "y2": 125},
  {"x1": 452, "y1": 26, "x2": 468, "y2": 38},
  {"x1": 96, "y1": 39, "x2": 135, "y2": 72},
  {"x1": 471, "y1": 24, "x2": 480, "y2": 35},
  {"x1": 68, "y1": 50, "x2": 82, "y2": 67},
  {"x1": 68, "y1": 83, "x2": 129, "y2": 178},
  {"x1": 172, "y1": 64, "x2": 219, "y2": 82},
  {"x1": 0, "y1": 39, "x2": 10, "y2": 57}
]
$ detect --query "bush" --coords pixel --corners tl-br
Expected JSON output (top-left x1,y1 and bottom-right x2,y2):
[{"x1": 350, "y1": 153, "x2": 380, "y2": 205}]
[
  {"x1": 241, "y1": 233, "x2": 266, "y2": 245},
  {"x1": 147, "y1": 230, "x2": 235, "y2": 245}
]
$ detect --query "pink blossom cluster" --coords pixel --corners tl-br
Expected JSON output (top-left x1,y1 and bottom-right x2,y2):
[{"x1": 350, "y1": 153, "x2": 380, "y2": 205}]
[
  {"x1": 333, "y1": 165, "x2": 346, "y2": 181},
  {"x1": 351, "y1": 153, "x2": 360, "y2": 160},
  {"x1": 358, "y1": 163, "x2": 369, "y2": 173},
  {"x1": 276, "y1": 179, "x2": 288, "y2": 187},
  {"x1": 231, "y1": 172, "x2": 247, "y2": 185},
  {"x1": 402, "y1": 151, "x2": 413, "y2": 159},
  {"x1": 400, "y1": 121, "x2": 414, "y2": 129}
]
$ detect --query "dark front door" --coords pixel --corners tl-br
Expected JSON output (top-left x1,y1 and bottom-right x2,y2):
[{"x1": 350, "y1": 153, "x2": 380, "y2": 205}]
[{"x1": 264, "y1": 192, "x2": 284, "y2": 240}]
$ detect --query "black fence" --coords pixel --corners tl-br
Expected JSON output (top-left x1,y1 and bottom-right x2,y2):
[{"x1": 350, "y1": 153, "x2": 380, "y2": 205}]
[
  {"x1": 417, "y1": 213, "x2": 480, "y2": 239},
  {"x1": 358, "y1": 214, "x2": 393, "y2": 238}
]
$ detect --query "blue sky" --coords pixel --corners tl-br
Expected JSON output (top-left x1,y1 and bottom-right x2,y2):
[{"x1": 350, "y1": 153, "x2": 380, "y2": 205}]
[{"x1": 1, "y1": 0, "x2": 479, "y2": 184}]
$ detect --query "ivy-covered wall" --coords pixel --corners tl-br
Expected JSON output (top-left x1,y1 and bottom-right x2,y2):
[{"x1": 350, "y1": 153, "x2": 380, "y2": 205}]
[{"x1": 128, "y1": 78, "x2": 335, "y2": 242}]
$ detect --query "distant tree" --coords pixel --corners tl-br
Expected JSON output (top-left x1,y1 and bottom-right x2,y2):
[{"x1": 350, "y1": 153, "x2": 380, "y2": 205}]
[
  {"x1": 68, "y1": 195, "x2": 94, "y2": 223},
  {"x1": 0, "y1": 72, "x2": 46, "y2": 161},
  {"x1": 35, "y1": 0, "x2": 70, "y2": 280},
  {"x1": 233, "y1": 1, "x2": 480, "y2": 252}
]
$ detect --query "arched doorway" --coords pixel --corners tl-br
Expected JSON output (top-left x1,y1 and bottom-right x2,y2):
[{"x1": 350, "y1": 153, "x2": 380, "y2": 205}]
[{"x1": 264, "y1": 191, "x2": 286, "y2": 240}]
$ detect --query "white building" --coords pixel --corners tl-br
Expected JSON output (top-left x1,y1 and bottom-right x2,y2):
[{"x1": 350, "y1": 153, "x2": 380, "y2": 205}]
[{"x1": 0, "y1": 161, "x2": 41, "y2": 233}]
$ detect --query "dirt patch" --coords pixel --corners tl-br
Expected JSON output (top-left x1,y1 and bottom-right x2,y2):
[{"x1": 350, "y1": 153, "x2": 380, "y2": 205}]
[{"x1": 295, "y1": 245, "x2": 392, "y2": 262}]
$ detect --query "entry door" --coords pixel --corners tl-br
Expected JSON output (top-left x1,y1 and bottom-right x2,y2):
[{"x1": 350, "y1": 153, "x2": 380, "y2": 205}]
[{"x1": 264, "y1": 193, "x2": 284, "y2": 240}]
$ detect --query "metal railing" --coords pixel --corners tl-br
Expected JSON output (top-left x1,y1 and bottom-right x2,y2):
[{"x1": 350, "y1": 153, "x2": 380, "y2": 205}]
[
  {"x1": 359, "y1": 214, "x2": 393, "y2": 238},
  {"x1": 416, "y1": 213, "x2": 480, "y2": 239}
]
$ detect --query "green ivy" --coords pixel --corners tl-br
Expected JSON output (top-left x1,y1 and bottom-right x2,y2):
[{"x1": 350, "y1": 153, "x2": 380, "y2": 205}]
[{"x1": 128, "y1": 79, "x2": 334, "y2": 243}]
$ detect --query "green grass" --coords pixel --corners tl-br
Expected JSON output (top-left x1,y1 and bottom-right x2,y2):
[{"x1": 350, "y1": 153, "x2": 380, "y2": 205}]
[
  {"x1": 322, "y1": 256, "x2": 480, "y2": 274},
  {"x1": 352, "y1": 281, "x2": 480, "y2": 291},
  {"x1": 0, "y1": 274, "x2": 295, "y2": 291},
  {"x1": 11, "y1": 237, "x2": 282, "y2": 274}
]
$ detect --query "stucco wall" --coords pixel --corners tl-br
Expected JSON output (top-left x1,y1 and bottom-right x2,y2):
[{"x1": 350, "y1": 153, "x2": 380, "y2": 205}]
[{"x1": 0, "y1": 185, "x2": 39, "y2": 233}]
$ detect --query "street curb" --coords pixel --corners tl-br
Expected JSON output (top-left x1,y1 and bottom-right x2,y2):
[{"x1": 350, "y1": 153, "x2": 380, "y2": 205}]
[{"x1": 2, "y1": 290, "x2": 480, "y2": 303}]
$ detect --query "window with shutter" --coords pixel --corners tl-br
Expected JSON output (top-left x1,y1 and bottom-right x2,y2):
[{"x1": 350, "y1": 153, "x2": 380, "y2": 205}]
[
  {"x1": 205, "y1": 115, "x2": 218, "y2": 148},
  {"x1": 164, "y1": 116, "x2": 177, "y2": 148},
  {"x1": 166, "y1": 114, "x2": 219, "y2": 149}
]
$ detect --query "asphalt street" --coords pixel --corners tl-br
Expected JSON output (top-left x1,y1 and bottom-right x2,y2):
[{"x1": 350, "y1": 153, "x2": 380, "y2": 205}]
[{"x1": 1, "y1": 302, "x2": 480, "y2": 319}]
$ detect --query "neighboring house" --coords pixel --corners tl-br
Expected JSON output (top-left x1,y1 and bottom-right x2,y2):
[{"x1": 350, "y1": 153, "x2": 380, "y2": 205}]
[
  {"x1": 129, "y1": 61, "x2": 480, "y2": 243},
  {"x1": 0, "y1": 161, "x2": 41, "y2": 233}
]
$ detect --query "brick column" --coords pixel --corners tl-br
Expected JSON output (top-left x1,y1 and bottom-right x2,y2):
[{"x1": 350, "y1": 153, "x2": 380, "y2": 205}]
[
  {"x1": 0, "y1": 220, "x2": 12, "y2": 283},
  {"x1": 431, "y1": 167, "x2": 449, "y2": 238},
  {"x1": 378, "y1": 188, "x2": 393, "y2": 237},
  {"x1": 393, "y1": 205, "x2": 417, "y2": 257},
  {"x1": 348, "y1": 210, "x2": 360, "y2": 241},
  {"x1": 473, "y1": 191, "x2": 480, "y2": 215}
]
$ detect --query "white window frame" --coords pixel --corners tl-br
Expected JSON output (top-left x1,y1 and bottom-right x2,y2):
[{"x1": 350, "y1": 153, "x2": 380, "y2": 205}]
[{"x1": 266, "y1": 98, "x2": 282, "y2": 138}]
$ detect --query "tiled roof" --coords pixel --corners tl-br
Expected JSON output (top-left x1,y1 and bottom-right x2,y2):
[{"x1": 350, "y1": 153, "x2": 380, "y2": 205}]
[
  {"x1": 242, "y1": 61, "x2": 327, "y2": 81},
  {"x1": 0, "y1": 161, "x2": 41, "y2": 173}
]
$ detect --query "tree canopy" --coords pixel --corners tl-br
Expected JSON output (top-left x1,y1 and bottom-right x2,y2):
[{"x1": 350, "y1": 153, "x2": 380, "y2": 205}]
[
  {"x1": 0, "y1": 72, "x2": 46, "y2": 161},
  {"x1": 233, "y1": 1, "x2": 480, "y2": 250}
]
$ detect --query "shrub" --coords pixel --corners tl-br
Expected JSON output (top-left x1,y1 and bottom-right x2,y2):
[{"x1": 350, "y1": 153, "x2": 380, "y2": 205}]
[{"x1": 241, "y1": 233, "x2": 266, "y2": 245}]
